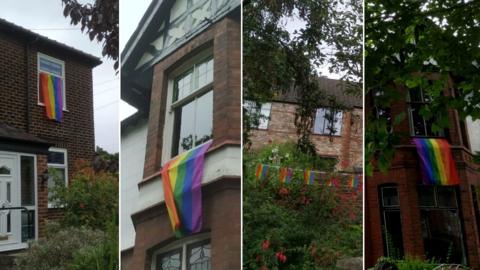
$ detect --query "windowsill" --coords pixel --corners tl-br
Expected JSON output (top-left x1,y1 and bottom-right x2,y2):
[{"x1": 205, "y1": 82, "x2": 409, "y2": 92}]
[{"x1": 37, "y1": 103, "x2": 68, "y2": 112}]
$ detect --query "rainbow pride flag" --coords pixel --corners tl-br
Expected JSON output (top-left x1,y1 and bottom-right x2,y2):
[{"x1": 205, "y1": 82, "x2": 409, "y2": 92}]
[
  {"x1": 255, "y1": 164, "x2": 269, "y2": 181},
  {"x1": 279, "y1": 167, "x2": 293, "y2": 184},
  {"x1": 161, "y1": 140, "x2": 212, "y2": 237},
  {"x1": 413, "y1": 138, "x2": 459, "y2": 185},
  {"x1": 39, "y1": 72, "x2": 63, "y2": 122},
  {"x1": 304, "y1": 170, "x2": 315, "y2": 185},
  {"x1": 349, "y1": 175, "x2": 360, "y2": 189}
]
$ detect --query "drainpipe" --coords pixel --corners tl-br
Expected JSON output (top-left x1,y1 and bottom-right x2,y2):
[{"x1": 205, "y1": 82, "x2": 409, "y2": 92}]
[{"x1": 25, "y1": 37, "x2": 39, "y2": 133}]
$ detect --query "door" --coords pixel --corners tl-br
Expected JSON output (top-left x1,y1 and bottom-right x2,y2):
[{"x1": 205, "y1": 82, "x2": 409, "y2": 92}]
[{"x1": 0, "y1": 154, "x2": 21, "y2": 249}]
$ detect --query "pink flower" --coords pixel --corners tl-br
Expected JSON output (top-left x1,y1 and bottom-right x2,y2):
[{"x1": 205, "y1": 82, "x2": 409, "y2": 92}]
[{"x1": 262, "y1": 239, "x2": 270, "y2": 250}]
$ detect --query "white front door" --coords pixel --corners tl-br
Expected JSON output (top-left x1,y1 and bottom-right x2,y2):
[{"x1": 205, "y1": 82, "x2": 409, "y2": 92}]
[{"x1": 0, "y1": 154, "x2": 23, "y2": 250}]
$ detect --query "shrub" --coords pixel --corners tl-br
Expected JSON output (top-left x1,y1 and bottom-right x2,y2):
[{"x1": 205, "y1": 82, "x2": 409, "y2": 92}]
[
  {"x1": 15, "y1": 227, "x2": 105, "y2": 270},
  {"x1": 243, "y1": 143, "x2": 362, "y2": 269},
  {"x1": 50, "y1": 168, "x2": 118, "y2": 231}
]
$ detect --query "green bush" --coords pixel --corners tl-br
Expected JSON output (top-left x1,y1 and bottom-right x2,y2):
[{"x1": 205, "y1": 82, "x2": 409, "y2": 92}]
[
  {"x1": 50, "y1": 169, "x2": 118, "y2": 231},
  {"x1": 373, "y1": 257, "x2": 442, "y2": 270},
  {"x1": 243, "y1": 143, "x2": 362, "y2": 269},
  {"x1": 15, "y1": 227, "x2": 105, "y2": 270}
]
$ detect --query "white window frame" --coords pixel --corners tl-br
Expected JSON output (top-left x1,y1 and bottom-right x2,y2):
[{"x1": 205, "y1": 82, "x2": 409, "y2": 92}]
[
  {"x1": 162, "y1": 50, "x2": 214, "y2": 160},
  {"x1": 244, "y1": 101, "x2": 271, "y2": 130},
  {"x1": 37, "y1": 53, "x2": 67, "y2": 110},
  {"x1": 313, "y1": 107, "x2": 343, "y2": 136},
  {"x1": 47, "y1": 147, "x2": 68, "y2": 208},
  {"x1": 151, "y1": 234, "x2": 210, "y2": 270}
]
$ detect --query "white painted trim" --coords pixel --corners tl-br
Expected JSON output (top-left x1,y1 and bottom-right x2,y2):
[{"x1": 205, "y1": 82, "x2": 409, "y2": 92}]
[
  {"x1": 37, "y1": 52, "x2": 67, "y2": 111},
  {"x1": 47, "y1": 147, "x2": 68, "y2": 208}
]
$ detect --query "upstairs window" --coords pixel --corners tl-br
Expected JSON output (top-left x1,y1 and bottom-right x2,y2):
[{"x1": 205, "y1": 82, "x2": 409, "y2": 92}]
[
  {"x1": 244, "y1": 101, "x2": 271, "y2": 130},
  {"x1": 171, "y1": 57, "x2": 213, "y2": 157},
  {"x1": 38, "y1": 53, "x2": 66, "y2": 110},
  {"x1": 313, "y1": 108, "x2": 343, "y2": 136},
  {"x1": 407, "y1": 86, "x2": 444, "y2": 137}
]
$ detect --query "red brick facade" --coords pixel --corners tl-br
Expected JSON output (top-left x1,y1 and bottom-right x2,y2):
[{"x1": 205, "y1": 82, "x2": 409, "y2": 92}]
[
  {"x1": 0, "y1": 29, "x2": 98, "y2": 236},
  {"x1": 123, "y1": 16, "x2": 241, "y2": 270},
  {"x1": 249, "y1": 102, "x2": 363, "y2": 171},
  {"x1": 365, "y1": 82, "x2": 480, "y2": 268}
]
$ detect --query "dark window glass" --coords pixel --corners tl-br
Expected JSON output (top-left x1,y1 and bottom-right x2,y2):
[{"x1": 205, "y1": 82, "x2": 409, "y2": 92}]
[
  {"x1": 21, "y1": 210, "x2": 35, "y2": 242},
  {"x1": 379, "y1": 185, "x2": 404, "y2": 259},
  {"x1": 21, "y1": 156, "x2": 35, "y2": 206},
  {"x1": 418, "y1": 186, "x2": 435, "y2": 207},
  {"x1": 47, "y1": 151, "x2": 65, "y2": 165},
  {"x1": 437, "y1": 186, "x2": 457, "y2": 208},
  {"x1": 382, "y1": 186, "x2": 399, "y2": 207}
]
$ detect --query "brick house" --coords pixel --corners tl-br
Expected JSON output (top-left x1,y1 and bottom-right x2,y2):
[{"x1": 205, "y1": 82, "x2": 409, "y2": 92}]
[
  {"x1": 0, "y1": 18, "x2": 100, "y2": 252},
  {"x1": 248, "y1": 78, "x2": 363, "y2": 172},
  {"x1": 120, "y1": 0, "x2": 241, "y2": 269},
  {"x1": 365, "y1": 76, "x2": 480, "y2": 268}
]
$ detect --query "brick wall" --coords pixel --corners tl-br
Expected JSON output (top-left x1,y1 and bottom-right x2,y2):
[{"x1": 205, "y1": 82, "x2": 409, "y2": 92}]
[
  {"x1": 365, "y1": 82, "x2": 480, "y2": 268},
  {"x1": 143, "y1": 17, "x2": 241, "y2": 178},
  {"x1": 249, "y1": 102, "x2": 363, "y2": 171},
  {"x1": 129, "y1": 178, "x2": 240, "y2": 270},
  {"x1": 0, "y1": 32, "x2": 95, "y2": 222}
]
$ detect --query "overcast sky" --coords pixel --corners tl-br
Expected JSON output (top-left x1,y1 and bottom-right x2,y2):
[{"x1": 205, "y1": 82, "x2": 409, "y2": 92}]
[
  {"x1": 0, "y1": 0, "x2": 119, "y2": 153},
  {"x1": 119, "y1": 0, "x2": 152, "y2": 120}
]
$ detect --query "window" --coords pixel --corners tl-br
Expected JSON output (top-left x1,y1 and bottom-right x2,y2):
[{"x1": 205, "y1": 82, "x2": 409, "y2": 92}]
[
  {"x1": 379, "y1": 185, "x2": 404, "y2": 259},
  {"x1": 418, "y1": 186, "x2": 466, "y2": 264},
  {"x1": 407, "y1": 86, "x2": 443, "y2": 137},
  {"x1": 38, "y1": 53, "x2": 66, "y2": 110},
  {"x1": 20, "y1": 156, "x2": 35, "y2": 242},
  {"x1": 152, "y1": 238, "x2": 211, "y2": 270},
  {"x1": 373, "y1": 89, "x2": 392, "y2": 132},
  {"x1": 171, "y1": 57, "x2": 213, "y2": 157},
  {"x1": 244, "y1": 101, "x2": 271, "y2": 130},
  {"x1": 47, "y1": 148, "x2": 68, "y2": 207},
  {"x1": 313, "y1": 108, "x2": 343, "y2": 135}
]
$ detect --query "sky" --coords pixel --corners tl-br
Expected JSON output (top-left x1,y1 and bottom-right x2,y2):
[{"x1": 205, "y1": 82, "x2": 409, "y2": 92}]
[
  {"x1": 119, "y1": 0, "x2": 152, "y2": 120},
  {"x1": 0, "y1": 0, "x2": 119, "y2": 153}
]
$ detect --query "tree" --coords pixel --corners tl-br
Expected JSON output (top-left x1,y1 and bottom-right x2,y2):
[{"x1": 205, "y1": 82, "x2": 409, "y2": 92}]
[
  {"x1": 243, "y1": 0, "x2": 362, "y2": 154},
  {"x1": 365, "y1": 0, "x2": 480, "y2": 175},
  {"x1": 61, "y1": 0, "x2": 119, "y2": 70}
]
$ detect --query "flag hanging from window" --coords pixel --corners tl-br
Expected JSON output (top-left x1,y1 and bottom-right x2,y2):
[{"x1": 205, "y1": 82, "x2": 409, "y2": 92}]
[
  {"x1": 39, "y1": 72, "x2": 63, "y2": 122},
  {"x1": 413, "y1": 138, "x2": 460, "y2": 185},
  {"x1": 161, "y1": 140, "x2": 212, "y2": 237}
]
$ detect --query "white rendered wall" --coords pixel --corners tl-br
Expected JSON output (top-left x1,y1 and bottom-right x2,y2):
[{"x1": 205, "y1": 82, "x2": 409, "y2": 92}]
[{"x1": 120, "y1": 119, "x2": 148, "y2": 250}]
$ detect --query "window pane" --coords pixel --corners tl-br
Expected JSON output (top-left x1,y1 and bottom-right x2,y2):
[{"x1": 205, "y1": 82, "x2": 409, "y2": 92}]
[
  {"x1": 418, "y1": 186, "x2": 435, "y2": 207},
  {"x1": 0, "y1": 165, "x2": 11, "y2": 175},
  {"x1": 410, "y1": 104, "x2": 426, "y2": 136},
  {"x1": 48, "y1": 151, "x2": 65, "y2": 165},
  {"x1": 258, "y1": 103, "x2": 271, "y2": 130},
  {"x1": 382, "y1": 210, "x2": 404, "y2": 259},
  {"x1": 21, "y1": 156, "x2": 35, "y2": 206},
  {"x1": 421, "y1": 210, "x2": 465, "y2": 264},
  {"x1": 47, "y1": 168, "x2": 65, "y2": 203},
  {"x1": 39, "y1": 57, "x2": 63, "y2": 77},
  {"x1": 21, "y1": 210, "x2": 35, "y2": 242},
  {"x1": 437, "y1": 187, "x2": 457, "y2": 208},
  {"x1": 408, "y1": 88, "x2": 423, "y2": 102},
  {"x1": 332, "y1": 110, "x2": 343, "y2": 135},
  {"x1": 175, "y1": 71, "x2": 193, "y2": 102},
  {"x1": 382, "y1": 186, "x2": 399, "y2": 207},
  {"x1": 178, "y1": 100, "x2": 196, "y2": 154},
  {"x1": 158, "y1": 251, "x2": 182, "y2": 270},
  {"x1": 195, "y1": 91, "x2": 213, "y2": 146},
  {"x1": 313, "y1": 108, "x2": 326, "y2": 134},
  {"x1": 188, "y1": 243, "x2": 211, "y2": 270}
]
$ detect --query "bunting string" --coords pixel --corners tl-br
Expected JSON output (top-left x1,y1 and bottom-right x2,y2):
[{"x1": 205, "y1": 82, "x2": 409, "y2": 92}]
[{"x1": 254, "y1": 163, "x2": 362, "y2": 190}]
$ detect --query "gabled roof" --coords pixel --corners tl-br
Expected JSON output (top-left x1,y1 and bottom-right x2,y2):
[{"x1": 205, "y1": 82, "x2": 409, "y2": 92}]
[
  {"x1": 0, "y1": 18, "x2": 102, "y2": 67},
  {"x1": 273, "y1": 77, "x2": 362, "y2": 108}
]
